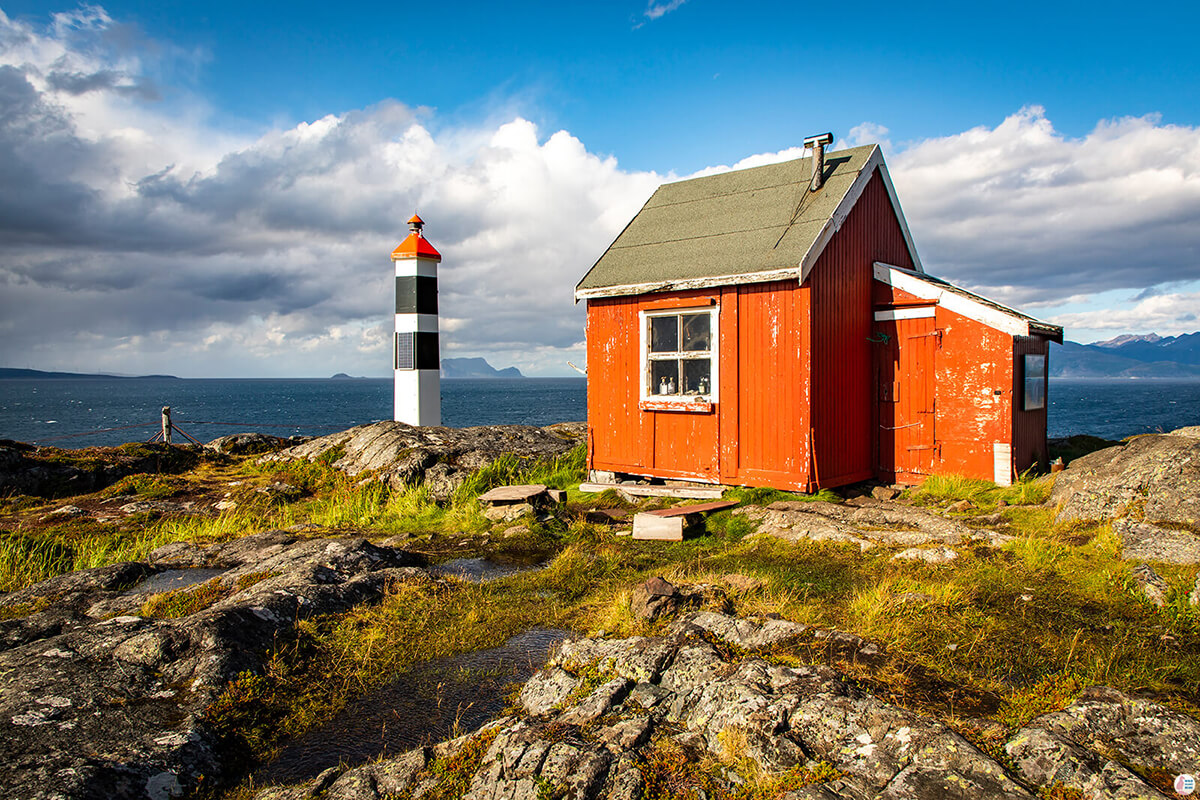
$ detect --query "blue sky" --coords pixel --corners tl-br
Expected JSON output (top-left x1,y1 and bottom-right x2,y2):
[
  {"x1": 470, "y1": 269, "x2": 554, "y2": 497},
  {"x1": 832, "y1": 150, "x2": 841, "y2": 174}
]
[{"x1": 1, "y1": 1, "x2": 1199, "y2": 376}]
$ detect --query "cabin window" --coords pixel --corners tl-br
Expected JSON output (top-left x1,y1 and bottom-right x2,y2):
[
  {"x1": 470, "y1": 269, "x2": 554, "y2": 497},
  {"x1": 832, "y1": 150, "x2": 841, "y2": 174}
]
[
  {"x1": 640, "y1": 307, "x2": 718, "y2": 403},
  {"x1": 1023, "y1": 353, "x2": 1046, "y2": 411}
]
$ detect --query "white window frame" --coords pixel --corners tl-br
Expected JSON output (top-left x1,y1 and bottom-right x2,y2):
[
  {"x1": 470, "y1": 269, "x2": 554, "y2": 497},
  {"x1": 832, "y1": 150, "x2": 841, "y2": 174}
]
[
  {"x1": 638, "y1": 305, "x2": 719, "y2": 407},
  {"x1": 1023, "y1": 353, "x2": 1047, "y2": 411}
]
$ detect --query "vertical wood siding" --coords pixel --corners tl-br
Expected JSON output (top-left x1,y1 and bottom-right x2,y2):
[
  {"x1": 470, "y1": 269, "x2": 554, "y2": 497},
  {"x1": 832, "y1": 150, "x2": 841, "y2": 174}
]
[
  {"x1": 809, "y1": 171, "x2": 915, "y2": 486},
  {"x1": 585, "y1": 296, "x2": 644, "y2": 472},
  {"x1": 875, "y1": 315, "x2": 938, "y2": 482},
  {"x1": 1012, "y1": 336, "x2": 1050, "y2": 473},
  {"x1": 727, "y1": 280, "x2": 810, "y2": 488}
]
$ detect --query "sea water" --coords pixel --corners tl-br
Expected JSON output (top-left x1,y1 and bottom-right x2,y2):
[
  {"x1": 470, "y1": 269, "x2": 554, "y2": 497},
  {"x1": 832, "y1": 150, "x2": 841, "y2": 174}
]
[
  {"x1": 0, "y1": 376, "x2": 1198, "y2": 448},
  {"x1": 0, "y1": 377, "x2": 585, "y2": 447}
]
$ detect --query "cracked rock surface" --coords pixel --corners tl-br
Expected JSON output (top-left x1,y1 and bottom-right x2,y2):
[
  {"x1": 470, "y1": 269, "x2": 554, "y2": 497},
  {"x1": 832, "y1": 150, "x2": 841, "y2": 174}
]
[
  {"x1": 1050, "y1": 429, "x2": 1200, "y2": 535},
  {"x1": 259, "y1": 421, "x2": 585, "y2": 500},
  {"x1": 0, "y1": 532, "x2": 427, "y2": 800},
  {"x1": 734, "y1": 498, "x2": 1012, "y2": 552},
  {"x1": 254, "y1": 612, "x2": 1200, "y2": 800}
]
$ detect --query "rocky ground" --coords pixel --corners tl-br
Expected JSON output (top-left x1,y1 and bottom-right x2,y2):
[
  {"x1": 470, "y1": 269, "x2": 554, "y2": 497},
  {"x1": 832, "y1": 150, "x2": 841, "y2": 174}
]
[
  {"x1": 0, "y1": 533, "x2": 428, "y2": 800},
  {"x1": 249, "y1": 607, "x2": 1200, "y2": 800},
  {"x1": 0, "y1": 425, "x2": 1197, "y2": 800}
]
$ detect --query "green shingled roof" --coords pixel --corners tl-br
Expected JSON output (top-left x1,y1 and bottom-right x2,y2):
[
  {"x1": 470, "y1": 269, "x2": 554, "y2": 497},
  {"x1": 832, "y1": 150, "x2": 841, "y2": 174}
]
[{"x1": 576, "y1": 144, "x2": 884, "y2": 297}]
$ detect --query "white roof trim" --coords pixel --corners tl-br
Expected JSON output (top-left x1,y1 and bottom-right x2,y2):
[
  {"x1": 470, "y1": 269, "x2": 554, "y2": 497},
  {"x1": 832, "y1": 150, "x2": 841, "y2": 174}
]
[
  {"x1": 797, "y1": 147, "x2": 923, "y2": 283},
  {"x1": 876, "y1": 162, "x2": 923, "y2": 273},
  {"x1": 874, "y1": 262, "x2": 1032, "y2": 338},
  {"x1": 574, "y1": 266, "x2": 799, "y2": 301}
]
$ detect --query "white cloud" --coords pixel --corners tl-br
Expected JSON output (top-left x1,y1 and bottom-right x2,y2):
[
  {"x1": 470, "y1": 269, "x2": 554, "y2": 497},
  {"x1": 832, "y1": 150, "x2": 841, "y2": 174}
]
[
  {"x1": 1046, "y1": 290, "x2": 1200, "y2": 337},
  {"x1": 643, "y1": 0, "x2": 688, "y2": 21},
  {"x1": 885, "y1": 107, "x2": 1200, "y2": 307},
  {"x1": 4, "y1": 8, "x2": 1200, "y2": 381},
  {"x1": 0, "y1": 8, "x2": 661, "y2": 377}
]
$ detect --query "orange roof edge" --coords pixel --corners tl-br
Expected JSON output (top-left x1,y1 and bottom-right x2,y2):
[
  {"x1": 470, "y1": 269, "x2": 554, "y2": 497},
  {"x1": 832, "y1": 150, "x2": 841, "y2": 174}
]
[{"x1": 391, "y1": 231, "x2": 442, "y2": 261}]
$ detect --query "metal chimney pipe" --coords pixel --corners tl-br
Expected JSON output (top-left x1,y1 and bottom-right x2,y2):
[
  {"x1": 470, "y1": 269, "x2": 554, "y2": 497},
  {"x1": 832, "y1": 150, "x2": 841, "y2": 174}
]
[{"x1": 804, "y1": 132, "x2": 834, "y2": 191}]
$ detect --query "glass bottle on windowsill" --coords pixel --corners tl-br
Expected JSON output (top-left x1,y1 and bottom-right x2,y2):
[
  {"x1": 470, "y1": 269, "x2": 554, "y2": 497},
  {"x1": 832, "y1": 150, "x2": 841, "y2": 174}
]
[{"x1": 659, "y1": 377, "x2": 668, "y2": 395}]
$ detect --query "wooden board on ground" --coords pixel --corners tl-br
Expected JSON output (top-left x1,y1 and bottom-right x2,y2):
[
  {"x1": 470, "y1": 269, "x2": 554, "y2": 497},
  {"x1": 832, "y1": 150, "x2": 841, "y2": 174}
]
[
  {"x1": 478, "y1": 484, "x2": 547, "y2": 504},
  {"x1": 579, "y1": 482, "x2": 725, "y2": 500},
  {"x1": 641, "y1": 500, "x2": 739, "y2": 518}
]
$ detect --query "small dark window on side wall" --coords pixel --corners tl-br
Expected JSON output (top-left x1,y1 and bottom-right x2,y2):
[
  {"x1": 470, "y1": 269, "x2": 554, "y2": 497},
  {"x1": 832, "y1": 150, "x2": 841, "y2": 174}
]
[{"x1": 1023, "y1": 353, "x2": 1046, "y2": 411}]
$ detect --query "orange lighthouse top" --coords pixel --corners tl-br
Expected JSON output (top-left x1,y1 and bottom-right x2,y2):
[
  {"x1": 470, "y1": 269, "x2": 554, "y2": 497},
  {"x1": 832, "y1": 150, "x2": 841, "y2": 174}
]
[{"x1": 391, "y1": 214, "x2": 442, "y2": 261}]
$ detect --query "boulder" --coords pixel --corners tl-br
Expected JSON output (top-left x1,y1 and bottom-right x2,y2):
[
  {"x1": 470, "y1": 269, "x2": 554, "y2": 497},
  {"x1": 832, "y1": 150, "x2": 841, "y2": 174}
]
[
  {"x1": 258, "y1": 612, "x2": 1145, "y2": 800},
  {"x1": 259, "y1": 421, "x2": 584, "y2": 501},
  {"x1": 245, "y1": 612, "x2": 1200, "y2": 800},
  {"x1": 1050, "y1": 430, "x2": 1200, "y2": 528},
  {"x1": 205, "y1": 433, "x2": 293, "y2": 456},
  {"x1": 629, "y1": 576, "x2": 681, "y2": 621},
  {"x1": 0, "y1": 533, "x2": 427, "y2": 800}
]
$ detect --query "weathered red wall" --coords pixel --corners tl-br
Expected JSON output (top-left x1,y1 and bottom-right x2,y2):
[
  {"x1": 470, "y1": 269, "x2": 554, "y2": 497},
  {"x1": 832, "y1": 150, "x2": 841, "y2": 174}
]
[
  {"x1": 809, "y1": 171, "x2": 915, "y2": 486},
  {"x1": 871, "y1": 283, "x2": 1015, "y2": 482},
  {"x1": 934, "y1": 306, "x2": 1014, "y2": 481}
]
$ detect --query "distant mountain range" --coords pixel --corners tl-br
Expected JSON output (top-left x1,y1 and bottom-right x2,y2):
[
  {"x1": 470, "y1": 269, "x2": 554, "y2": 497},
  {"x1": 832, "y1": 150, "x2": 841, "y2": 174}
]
[
  {"x1": 0, "y1": 368, "x2": 180, "y2": 380},
  {"x1": 1051, "y1": 332, "x2": 1200, "y2": 378},
  {"x1": 441, "y1": 357, "x2": 524, "y2": 379}
]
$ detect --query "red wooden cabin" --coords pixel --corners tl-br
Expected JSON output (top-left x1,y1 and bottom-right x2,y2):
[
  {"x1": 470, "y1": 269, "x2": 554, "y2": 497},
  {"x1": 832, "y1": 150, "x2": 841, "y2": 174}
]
[{"x1": 575, "y1": 139, "x2": 1063, "y2": 490}]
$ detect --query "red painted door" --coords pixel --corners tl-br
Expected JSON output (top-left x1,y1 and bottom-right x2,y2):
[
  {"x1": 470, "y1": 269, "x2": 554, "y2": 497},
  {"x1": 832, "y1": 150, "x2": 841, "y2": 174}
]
[{"x1": 875, "y1": 314, "x2": 938, "y2": 481}]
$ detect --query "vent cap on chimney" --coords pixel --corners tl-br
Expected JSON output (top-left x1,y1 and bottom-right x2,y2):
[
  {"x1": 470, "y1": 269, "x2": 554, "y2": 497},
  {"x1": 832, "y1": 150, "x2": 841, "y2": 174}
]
[{"x1": 803, "y1": 132, "x2": 833, "y2": 149}]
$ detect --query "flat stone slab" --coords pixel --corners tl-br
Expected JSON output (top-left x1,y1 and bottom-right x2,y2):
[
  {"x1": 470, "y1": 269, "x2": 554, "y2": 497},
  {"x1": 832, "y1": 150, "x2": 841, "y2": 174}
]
[
  {"x1": 478, "y1": 484, "x2": 547, "y2": 504},
  {"x1": 1115, "y1": 518, "x2": 1200, "y2": 564}
]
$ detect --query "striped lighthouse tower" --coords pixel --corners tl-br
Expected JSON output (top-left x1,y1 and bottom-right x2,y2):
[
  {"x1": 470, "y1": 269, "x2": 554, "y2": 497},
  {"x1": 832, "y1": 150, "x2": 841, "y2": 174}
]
[{"x1": 391, "y1": 214, "x2": 441, "y2": 426}]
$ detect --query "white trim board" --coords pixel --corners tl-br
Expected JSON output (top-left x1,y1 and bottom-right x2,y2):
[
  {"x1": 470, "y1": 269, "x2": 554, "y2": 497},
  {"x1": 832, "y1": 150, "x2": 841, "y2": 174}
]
[
  {"x1": 874, "y1": 262, "x2": 1035, "y2": 338},
  {"x1": 575, "y1": 268, "x2": 797, "y2": 301},
  {"x1": 874, "y1": 307, "x2": 935, "y2": 321}
]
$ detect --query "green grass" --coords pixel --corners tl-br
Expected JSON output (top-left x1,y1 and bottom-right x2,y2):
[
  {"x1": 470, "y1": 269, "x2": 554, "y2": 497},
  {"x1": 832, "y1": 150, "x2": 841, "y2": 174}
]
[
  {"x1": 0, "y1": 522, "x2": 198, "y2": 593},
  {"x1": 911, "y1": 472, "x2": 1053, "y2": 511}
]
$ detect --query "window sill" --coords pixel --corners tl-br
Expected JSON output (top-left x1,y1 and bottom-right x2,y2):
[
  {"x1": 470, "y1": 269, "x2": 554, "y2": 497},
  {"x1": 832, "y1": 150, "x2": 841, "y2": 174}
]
[{"x1": 639, "y1": 398, "x2": 714, "y2": 413}]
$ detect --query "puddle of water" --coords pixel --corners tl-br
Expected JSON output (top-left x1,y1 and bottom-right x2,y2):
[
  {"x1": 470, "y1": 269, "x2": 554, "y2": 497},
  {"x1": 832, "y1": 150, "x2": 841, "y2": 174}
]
[
  {"x1": 257, "y1": 627, "x2": 571, "y2": 786},
  {"x1": 125, "y1": 568, "x2": 227, "y2": 594},
  {"x1": 432, "y1": 556, "x2": 545, "y2": 582}
]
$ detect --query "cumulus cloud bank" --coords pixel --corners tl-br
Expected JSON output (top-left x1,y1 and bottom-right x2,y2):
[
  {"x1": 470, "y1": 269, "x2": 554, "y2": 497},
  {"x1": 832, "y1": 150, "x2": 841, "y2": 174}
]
[
  {"x1": 0, "y1": 7, "x2": 661, "y2": 376},
  {"x1": 1, "y1": 8, "x2": 1198, "y2": 377}
]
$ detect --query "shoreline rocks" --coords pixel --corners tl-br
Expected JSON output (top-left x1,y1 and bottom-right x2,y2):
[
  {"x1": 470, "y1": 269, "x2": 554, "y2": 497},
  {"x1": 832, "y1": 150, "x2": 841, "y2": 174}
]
[
  {"x1": 259, "y1": 420, "x2": 586, "y2": 500},
  {"x1": 0, "y1": 533, "x2": 427, "y2": 800}
]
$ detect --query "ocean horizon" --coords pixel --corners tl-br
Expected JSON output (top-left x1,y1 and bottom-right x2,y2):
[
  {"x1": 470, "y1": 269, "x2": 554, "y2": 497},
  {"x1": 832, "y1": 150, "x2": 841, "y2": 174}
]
[{"x1": 0, "y1": 376, "x2": 1198, "y2": 449}]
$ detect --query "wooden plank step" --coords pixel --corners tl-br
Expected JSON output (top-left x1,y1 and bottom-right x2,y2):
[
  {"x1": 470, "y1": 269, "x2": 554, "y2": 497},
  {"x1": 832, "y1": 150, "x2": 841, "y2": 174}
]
[
  {"x1": 579, "y1": 482, "x2": 725, "y2": 499},
  {"x1": 478, "y1": 483, "x2": 547, "y2": 504},
  {"x1": 642, "y1": 500, "x2": 739, "y2": 518}
]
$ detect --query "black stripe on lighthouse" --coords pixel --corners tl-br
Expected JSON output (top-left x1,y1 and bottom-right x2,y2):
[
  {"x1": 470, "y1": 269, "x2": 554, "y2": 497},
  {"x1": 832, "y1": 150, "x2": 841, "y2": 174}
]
[
  {"x1": 395, "y1": 276, "x2": 438, "y2": 315},
  {"x1": 395, "y1": 332, "x2": 439, "y2": 371}
]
